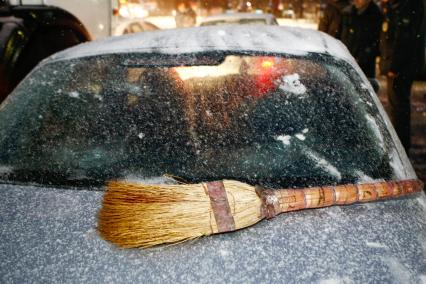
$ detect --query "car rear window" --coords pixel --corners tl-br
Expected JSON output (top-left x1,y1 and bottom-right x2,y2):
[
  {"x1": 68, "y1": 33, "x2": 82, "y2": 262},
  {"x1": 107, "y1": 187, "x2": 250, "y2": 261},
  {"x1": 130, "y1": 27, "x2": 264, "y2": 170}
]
[{"x1": 0, "y1": 53, "x2": 413, "y2": 188}]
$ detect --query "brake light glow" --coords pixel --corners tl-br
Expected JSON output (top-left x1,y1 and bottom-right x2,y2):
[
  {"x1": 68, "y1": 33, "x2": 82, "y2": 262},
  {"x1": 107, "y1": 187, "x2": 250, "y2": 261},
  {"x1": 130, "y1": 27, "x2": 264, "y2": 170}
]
[{"x1": 261, "y1": 59, "x2": 274, "y2": 69}]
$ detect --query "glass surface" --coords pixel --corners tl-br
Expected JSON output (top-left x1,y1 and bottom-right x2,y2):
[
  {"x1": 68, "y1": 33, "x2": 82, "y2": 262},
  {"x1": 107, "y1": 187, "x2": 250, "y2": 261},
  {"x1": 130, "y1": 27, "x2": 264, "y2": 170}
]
[{"x1": 0, "y1": 53, "x2": 404, "y2": 188}]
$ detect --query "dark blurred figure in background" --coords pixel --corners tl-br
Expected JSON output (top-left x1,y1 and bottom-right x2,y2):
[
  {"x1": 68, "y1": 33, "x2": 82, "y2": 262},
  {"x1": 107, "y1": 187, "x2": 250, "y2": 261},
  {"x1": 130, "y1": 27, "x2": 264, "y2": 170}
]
[
  {"x1": 175, "y1": 1, "x2": 196, "y2": 28},
  {"x1": 318, "y1": 0, "x2": 350, "y2": 38},
  {"x1": 238, "y1": 1, "x2": 252, "y2": 12},
  {"x1": 340, "y1": 0, "x2": 382, "y2": 78},
  {"x1": 292, "y1": 0, "x2": 304, "y2": 19},
  {"x1": 380, "y1": 0, "x2": 424, "y2": 152}
]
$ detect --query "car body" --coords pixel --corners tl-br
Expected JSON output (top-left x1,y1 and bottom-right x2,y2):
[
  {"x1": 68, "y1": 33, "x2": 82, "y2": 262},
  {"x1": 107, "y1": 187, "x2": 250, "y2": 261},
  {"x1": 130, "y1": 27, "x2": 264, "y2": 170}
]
[
  {"x1": 199, "y1": 12, "x2": 278, "y2": 26},
  {"x1": 112, "y1": 19, "x2": 159, "y2": 35},
  {"x1": 281, "y1": 7, "x2": 296, "y2": 19},
  {"x1": 0, "y1": 26, "x2": 425, "y2": 283}
]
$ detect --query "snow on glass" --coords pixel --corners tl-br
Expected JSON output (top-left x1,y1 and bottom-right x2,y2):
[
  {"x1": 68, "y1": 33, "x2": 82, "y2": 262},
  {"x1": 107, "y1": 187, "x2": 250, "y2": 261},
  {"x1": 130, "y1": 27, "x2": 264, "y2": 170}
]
[
  {"x1": 278, "y1": 73, "x2": 307, "y2": 96},
  {"x1": 0, "y1": 53, "x2": 415, "y2": 188}
]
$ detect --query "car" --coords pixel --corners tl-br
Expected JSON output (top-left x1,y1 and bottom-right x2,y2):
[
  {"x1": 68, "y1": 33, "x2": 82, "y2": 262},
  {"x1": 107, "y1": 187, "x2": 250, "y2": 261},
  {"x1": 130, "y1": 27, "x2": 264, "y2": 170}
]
[
  {"x1": 0, "y1": 25, "x2": 425, "y2": 282},
  {"x1": 199, "y1": 12, "x2": 278, "y2": 26},
  {"x1": 282, "y1": 8, "x2": 296, "y2": 19},
  {"x1": 113, "y1": 19, "x2": 159, "y2": 35},
  {"x1": 0, "y1": 0, "x2": 154, "y2": 103}
]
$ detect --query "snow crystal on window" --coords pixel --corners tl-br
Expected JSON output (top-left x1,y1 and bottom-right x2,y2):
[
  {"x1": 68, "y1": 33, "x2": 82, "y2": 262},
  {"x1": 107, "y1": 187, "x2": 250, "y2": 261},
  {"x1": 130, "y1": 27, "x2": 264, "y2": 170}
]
[
  {"x1": 389, "y1": 148, "x2": 406, "y2": 179},
  {"x1": 365, "y1": 114, "x2": 384, "y2": 149},
  {"x1": 277, "y1": 73, "x2": 307, "y2": 95},
  {"x1": 276, "y1": 135, "x2": 291, "y2": 145},
  {"x1": 94, "y1": 94, "x2": 103, "y2": 102},
  {"x1": 295, "y1": 134, "x2": 306, "y2": 141},
  {"x1": 0, "y1": 165, "x2": 13, "y2": 174},
  {"x1": 354, "y1": 170, "x2": 383, "y2": 183},
  {"x1": 68, "y1": 91, "x2": 80, "y2": 99},
  {"x1": 305, "y1": 149, "x2": 342, "y2": 181}
]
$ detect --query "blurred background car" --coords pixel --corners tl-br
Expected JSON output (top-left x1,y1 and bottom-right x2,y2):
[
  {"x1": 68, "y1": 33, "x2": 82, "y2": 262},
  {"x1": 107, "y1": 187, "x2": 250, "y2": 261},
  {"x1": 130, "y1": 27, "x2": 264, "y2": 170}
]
[
  {"x1": 113, "y1": 19, "x2": 159, "y2": 35},
  {"x1": 0, "y1": 26, "x2": 424, "y2": 282},
  {"x1": 0, "y1": 0, "x2": 158, "y2": 103},
  {"x1": 199, "y1": 12, "x2": 278, "y2": 26},
  {"x1": 281, "y1": 7, "x2": 295, "y2": 19}
]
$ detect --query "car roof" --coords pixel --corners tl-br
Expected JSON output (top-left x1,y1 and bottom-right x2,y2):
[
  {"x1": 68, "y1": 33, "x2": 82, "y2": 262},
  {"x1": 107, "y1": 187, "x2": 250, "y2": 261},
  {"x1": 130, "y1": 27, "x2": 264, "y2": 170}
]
[
  {"x1": 48, "y1": 25, "x2": 355, "y2": 66},
  {"x1": 199, "y1": 12, "x2": 276, "y2": 22}
]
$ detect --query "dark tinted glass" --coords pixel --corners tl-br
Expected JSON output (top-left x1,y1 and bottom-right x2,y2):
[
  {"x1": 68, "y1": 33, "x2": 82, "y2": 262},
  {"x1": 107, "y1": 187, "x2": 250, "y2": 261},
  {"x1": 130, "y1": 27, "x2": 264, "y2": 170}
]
[{"x1": 0, "y1": 53, "x2": 399, "y2": 188}]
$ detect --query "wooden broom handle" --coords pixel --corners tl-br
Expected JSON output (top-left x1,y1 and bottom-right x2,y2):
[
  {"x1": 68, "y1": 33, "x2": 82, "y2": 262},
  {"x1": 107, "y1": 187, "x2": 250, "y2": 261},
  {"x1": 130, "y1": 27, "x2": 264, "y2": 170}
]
[{"x1": 257, "y1": 179, "x2": 424, "y2": 219}]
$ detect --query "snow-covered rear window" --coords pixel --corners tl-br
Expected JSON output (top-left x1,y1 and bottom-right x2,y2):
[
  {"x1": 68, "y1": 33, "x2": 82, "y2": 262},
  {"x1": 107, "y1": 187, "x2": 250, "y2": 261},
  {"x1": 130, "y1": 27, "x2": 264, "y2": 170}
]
[{"x1": 0, "y1": 53, "x2": 409, "y2": 188}]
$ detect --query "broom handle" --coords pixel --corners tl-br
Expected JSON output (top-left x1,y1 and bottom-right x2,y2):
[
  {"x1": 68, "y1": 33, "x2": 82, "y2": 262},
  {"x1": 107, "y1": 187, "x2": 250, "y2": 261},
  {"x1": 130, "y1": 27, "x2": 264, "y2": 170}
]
[{"x1": 257, "y1": 179, "x2": 424, "y2": 219}]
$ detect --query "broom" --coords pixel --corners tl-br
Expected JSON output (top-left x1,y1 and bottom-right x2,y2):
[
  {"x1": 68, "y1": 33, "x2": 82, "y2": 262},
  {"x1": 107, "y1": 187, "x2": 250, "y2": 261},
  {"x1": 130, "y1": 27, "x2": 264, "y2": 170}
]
[{"x1": 98, "y1": 179, "x2": 423, "y2": 248}]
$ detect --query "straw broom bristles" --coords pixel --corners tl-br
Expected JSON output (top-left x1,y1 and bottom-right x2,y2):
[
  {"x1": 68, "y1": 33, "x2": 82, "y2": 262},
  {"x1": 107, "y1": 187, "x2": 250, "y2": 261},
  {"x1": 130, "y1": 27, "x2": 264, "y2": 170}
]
[
  {"x1": 98, "y1": 180, "x2": 262, "y2": 248},
  {"x1": 98, "y1": 179, "x2": 423, "y2": 248}
]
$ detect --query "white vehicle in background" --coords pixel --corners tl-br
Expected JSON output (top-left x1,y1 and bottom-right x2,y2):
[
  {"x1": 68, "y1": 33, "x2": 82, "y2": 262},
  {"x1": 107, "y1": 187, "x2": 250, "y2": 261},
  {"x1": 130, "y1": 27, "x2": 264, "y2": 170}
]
[
  {"x1": 113, "y1": 18, "x2": 158, "y2": 36},
  {"x1": 199, "y1": 12, "x2": 278, "y2": 26},
  {"x1": 0, "y1": 0, "x2": 155, "y2": 101}
]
